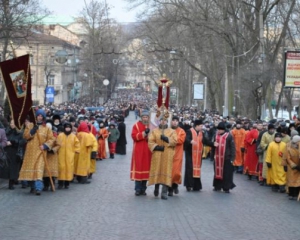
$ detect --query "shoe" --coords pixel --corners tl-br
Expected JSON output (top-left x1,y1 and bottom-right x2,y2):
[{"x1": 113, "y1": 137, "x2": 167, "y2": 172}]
[
  {"x1": 30, "y1": 188, "x2": 35, "y2": 194},
  {"x1": 224, "y1": 190, "x2": 230, "y2": 193},
  {"x1": 154, "y1": 184, "x2": 160, "y2": 197},
  {"x1": 81, "y1": 181, "x2": 91, "y2": 184},
  {"x1": 213, "y1": 188, "x2": 221, "y2": 192},
  {"x1": 21, "y1": 185, "x2": 27, "y2": 189},
  {"x1": 64, "y1": 186, "x2": 69, "y2": 189},
  {"x1": 248, "y1": 175, "x2": 252, "y2": 180},
  {"x1": 259, "y1": 180, "x2": 266, "y2": 186},
  {"x1": 8, "y1": 186, "x2": 15, "y2": 190},
  {"x1": 186, "y1": 187, "x2": 192, "y2": 192},
  {"x1": 43, "y1": 186, "x2": 49, "y2": 191},
  {"x1": 35, "y1": 191, "x2": 41, "y2": 196},
  {"x1": 161, "y1": 185, "x2": 168, "y2": 200},
  {"x1": 168, "y1": 191, "x2": 173, "y2": 197},
  {"x1": 140, "y1": 190, "x2": 147, "y2": 196},
  {"x1": 161, "y1": 195, "x2": 168, "y2": 200},
  {"x1": 135, "y1": 191, "x2": 141, "y2": 196},
  {"x1": 58, "y1": 185, "x2": 63, "y2": 190},
  {"x1": 173, "y1": 184, "x2": 179, "y2": 194}
]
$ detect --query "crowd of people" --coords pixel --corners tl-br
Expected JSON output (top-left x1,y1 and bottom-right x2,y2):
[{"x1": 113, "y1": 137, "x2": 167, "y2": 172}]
[{"x1": 0, "y1": 89, "x2": 299, "y2": 202}]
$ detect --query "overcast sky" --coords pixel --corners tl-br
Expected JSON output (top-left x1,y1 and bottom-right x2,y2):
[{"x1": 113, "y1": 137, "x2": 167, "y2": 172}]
[{"x1": 41, "y1": 0, "x2": 142, "y2": 23}]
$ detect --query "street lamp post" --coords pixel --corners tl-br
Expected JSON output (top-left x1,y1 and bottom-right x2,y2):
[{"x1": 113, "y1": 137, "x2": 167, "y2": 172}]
[
  {"x1": 103, "y1": 79, "x2": 110, "y2": 102},
  {"x1": 204, "y1": 77, "x2": 207, "y2": 110}
]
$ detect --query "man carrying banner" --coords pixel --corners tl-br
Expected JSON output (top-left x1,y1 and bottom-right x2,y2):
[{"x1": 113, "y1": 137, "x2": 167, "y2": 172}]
[{"x1": 19, "y1": 109, "x2": 55, "y2": 195}]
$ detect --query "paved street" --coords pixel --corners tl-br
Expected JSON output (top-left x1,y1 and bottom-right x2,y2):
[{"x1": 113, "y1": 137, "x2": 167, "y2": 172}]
[{"x1": 0, "y1": 111, "x2": 300, "y2": 240}]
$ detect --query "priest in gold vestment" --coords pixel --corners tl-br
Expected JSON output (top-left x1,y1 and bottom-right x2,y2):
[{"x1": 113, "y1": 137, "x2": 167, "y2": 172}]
[
  {"x1": 19, "y1": 109, "x2": 55, "y2": 195},
  {"x1": 148, "y1": 117, "x2": 177, "y2": 200}
]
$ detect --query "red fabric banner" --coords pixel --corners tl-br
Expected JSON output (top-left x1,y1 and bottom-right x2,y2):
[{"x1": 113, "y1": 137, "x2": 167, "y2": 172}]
[{"x1": 0, "y1": 54, "x2": 35, "y2": 129}]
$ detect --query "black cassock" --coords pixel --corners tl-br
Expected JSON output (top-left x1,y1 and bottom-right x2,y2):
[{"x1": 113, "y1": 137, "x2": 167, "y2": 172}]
[
  {"x1": 184, "y1": 128, "x2": 213, "y2": 191},
  {"x1": 116, "y1": 122, "x2": 127, "y2": 155},
  {"x1": 213, "y1": 133, "x2": 236, "y2": 191},
  {"x1": 0, "y1": 128, "x2": 25, "y2": 180}
]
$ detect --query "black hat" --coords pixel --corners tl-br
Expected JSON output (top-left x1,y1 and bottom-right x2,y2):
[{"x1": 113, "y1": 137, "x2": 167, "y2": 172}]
[
  {"x1": 268, "y1": 124, "x2": 275, "y2": 130},
  {"x1": 46, "y1": 119, "x2": 53, "y2": 125},
  {"x1": 281, "y1": 127, "x2": 288, "y2": 134},
  {"x1": 69, "y1": 117, "x2": 76, "y2": 122},
  {"x1": 280, "y1": 122, "x2": 286, "y2": 127},
  {"x1": 52, "y1": 114, "x2": 60, "y2": 121},
  {"x1": 64, "y1": 122, "x2": 72, "y2": 129},
  {"x1": 172, "y1": 116, "x2": 179, "y2": 121},
  {"x1": 217, "y1": 122, "x2": 226, "y2": 130},
  {"x1": 275, "y1": 132, "x2": 282, "y2": 138},
  {"x1": 194, "y1": 119, "x2": 202, "y2": 126}
]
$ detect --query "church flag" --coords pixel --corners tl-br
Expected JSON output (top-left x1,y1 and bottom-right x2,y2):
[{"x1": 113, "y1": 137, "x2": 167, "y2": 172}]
[{"x1": 0, "y1": 54, "x2": 35, "y2": 129}]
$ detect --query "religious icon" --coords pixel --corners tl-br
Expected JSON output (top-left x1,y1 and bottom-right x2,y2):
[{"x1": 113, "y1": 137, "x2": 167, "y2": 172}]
[{"x1": 10, "y1": 70, "x2": 27, "y2": 98}]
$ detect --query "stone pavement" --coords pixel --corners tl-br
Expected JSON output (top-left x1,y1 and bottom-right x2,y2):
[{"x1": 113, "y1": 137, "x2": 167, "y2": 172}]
[{"x1": 0, "y1": 112, "x2": 300, "y2": 240}]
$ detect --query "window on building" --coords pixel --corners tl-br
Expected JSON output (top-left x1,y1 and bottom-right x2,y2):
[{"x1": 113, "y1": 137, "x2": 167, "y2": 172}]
[{"x1": 48, "y1": 75, "x2": 55, "y2": 85}]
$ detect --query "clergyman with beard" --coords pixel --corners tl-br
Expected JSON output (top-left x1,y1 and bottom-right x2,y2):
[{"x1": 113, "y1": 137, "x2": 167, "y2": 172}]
[{"x1": 130, "y1": 110, "x2": 152, "y2": 196}]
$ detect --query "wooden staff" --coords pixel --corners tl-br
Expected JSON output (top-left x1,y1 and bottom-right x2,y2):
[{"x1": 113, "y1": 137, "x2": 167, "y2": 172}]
[{"x1": 36, "y1": 129, "x2": 55, "y2": 192}]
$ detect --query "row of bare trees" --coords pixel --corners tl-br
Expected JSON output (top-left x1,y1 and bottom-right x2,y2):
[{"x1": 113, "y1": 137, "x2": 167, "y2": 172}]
[
  {"x1": 0, "y1": 0, "x2": 49, "y2": 103},
  {"x1": 3, "y1": 0, "x2": 300, "y2": 119},
  {"x1": 123, "y1": 0, "x2": 300, "y2": 119}
]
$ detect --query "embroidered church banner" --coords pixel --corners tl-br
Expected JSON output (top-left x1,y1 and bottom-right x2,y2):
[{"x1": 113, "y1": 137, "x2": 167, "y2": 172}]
[{"x1": 0, "y1": 54, "x2": 35, "y2": 129}]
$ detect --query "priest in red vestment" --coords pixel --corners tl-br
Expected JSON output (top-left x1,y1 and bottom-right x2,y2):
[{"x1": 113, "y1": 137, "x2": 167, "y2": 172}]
[
  {"x1": 213, "y1": 122, "x2": 236, "y2": 193},
  {"x1": 130, "y1": 110, "x2": 152, "y2": 196}
]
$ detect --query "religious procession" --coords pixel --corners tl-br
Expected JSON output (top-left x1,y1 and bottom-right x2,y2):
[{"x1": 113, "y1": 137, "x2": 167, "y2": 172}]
[{"x1": 0, "y1": 73, "x2": 298, "y2": 203}]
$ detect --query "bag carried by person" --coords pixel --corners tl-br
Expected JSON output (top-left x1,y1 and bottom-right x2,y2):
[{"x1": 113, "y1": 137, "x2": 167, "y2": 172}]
[
  {"x1": 16, "y1": 146, "x2": 24, "y2": 161},
  {"x1": 0, "y1": 146, "x2": 8, "y2": 168},
  {"x1": 256, "y1": 145, "x2": 264, "y2": 155}
]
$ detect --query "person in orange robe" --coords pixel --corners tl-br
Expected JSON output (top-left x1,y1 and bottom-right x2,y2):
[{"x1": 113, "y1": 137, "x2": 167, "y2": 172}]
[
  {"x1": 231, "y1": 120, "x2": 247, "y2": 173},
  {"x1": 168, "y1": 116, "x2": 186, "y2": 196},
  {"x1": 243, "y1": 123, "x2": 259, "y2": 179},
  {"x1": 97, "y1": 122, "x2": 109, "y2": 160}
]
